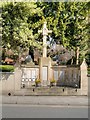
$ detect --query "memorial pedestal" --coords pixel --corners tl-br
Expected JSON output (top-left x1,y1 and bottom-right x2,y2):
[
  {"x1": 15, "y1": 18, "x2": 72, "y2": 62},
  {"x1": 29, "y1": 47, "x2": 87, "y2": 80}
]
[{"x1": 39, "y1": 57, "x2": 53, "y2": 86}]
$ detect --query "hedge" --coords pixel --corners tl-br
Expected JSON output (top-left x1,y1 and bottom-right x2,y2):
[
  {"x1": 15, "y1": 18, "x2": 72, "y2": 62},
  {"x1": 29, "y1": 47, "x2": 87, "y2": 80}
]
[
  {"x1": 0, "y1": 65, "x2": 14, "y2": 72},
  {"x1": 88, "y1": 68, "x2": 90, "y2": 74}
]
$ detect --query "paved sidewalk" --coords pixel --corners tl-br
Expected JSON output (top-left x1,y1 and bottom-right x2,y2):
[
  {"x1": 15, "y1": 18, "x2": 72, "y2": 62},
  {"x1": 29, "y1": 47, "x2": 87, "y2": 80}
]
[{"x1": 1, "y1": 95, "x2": 88, "y2": 106}]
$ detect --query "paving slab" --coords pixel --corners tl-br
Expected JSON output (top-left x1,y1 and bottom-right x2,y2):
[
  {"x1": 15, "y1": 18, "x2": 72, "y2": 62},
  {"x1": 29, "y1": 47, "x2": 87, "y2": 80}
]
[{"x1": 1, "y1": 95, "x2": 88, "y2": 106}]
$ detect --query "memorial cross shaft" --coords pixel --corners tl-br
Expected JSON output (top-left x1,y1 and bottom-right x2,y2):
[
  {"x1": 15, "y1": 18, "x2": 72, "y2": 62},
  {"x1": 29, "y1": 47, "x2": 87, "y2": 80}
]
[{"x1": 38, "y1": 22, "x2": 52, "y2": 57}]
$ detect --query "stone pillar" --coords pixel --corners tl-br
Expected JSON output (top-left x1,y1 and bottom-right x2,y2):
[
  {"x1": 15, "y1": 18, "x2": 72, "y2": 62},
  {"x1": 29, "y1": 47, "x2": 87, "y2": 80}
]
[
  {"x1": 80, "y1": 59, "x2": 88, "y2": 95},
  {"x1": 14, "y1": 67, "x2": 22, "y2": 91},
  {"x1": 76, "y1": 47, "x2": 79, "y2": 65}
]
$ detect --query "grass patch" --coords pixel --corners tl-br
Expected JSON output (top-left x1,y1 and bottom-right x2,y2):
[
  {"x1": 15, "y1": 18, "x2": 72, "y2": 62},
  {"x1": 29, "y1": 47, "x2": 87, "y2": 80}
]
[{"x1": 0, "y1": 65, "x2": 14, "y2": 72}]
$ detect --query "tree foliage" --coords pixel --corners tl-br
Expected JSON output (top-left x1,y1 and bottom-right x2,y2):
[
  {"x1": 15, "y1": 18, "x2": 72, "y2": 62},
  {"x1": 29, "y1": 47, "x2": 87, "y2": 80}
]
[
  {"x1": 2, "y1": 2, "x2": 89, "y2": 64},
  {"x1": 2, "y1": 2, "x2": 42, "y2": 50},
  {"x1": 37, "y1": 2, "x2": 89, "y2": 63}
]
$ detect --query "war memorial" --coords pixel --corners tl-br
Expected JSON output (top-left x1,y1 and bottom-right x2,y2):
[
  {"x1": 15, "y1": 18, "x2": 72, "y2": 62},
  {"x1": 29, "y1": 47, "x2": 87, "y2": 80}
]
[{"x1": 0, "y1": 22, "x2": 88, "y2": 96}]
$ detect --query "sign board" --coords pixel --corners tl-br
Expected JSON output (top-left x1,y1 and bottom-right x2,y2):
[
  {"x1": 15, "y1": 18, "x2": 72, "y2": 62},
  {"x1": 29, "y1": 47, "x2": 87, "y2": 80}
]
[{"x1": 22, "y1": 68, "x2": 39, "y2": 82}]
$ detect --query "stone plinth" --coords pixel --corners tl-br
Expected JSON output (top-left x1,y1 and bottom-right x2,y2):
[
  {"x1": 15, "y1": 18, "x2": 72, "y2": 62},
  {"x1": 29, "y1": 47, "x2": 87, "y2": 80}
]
[{"x1": 39, "y1": 57, "x2": 53, "y2": 86}]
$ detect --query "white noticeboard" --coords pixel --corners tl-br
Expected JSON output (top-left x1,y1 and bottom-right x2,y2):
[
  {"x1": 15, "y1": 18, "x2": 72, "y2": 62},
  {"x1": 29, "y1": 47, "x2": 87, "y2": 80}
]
[
  {"x1": 54, "y1": 70, "x2": 58, "y2": 80},
  {"x1": 22, "y1": 68, "x2": 38, "y2": 82}
]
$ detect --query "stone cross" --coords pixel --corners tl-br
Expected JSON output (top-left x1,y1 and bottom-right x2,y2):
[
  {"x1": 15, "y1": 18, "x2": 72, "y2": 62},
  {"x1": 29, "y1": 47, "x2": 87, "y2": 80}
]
[{"x1": 38, "y1": 22, "x2": 52, "y2": 57}]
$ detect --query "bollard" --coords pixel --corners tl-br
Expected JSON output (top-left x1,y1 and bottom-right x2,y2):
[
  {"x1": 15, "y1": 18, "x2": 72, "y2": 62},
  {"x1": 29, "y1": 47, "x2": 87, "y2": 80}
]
[
  {"x1": 33, "y1": 88, "x2": 35, "y2": 92},
  {"x1": 8, "y1": 93, "x2": 11, "y2": 96},
  {"x1": 75, "y1": 89, "x2": 77, "y2": 92},
  {"x1": 63, "y1": 88, "x2": 64, "y2": 92}
]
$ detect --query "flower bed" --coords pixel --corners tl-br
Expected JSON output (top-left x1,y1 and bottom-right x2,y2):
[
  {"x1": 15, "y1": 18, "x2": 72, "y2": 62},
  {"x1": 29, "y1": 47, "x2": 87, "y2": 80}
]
[
  {"x1": 35, "y1": 79, "x2": 41, "y2": 87},
  {"x1": 50, "y1": 79, "x2": 56, "y2": 86}
]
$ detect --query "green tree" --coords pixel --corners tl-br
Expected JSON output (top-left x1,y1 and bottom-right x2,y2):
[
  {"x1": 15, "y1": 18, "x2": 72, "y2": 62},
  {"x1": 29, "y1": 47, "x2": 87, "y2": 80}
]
[
  {"x1": 37, "y1": 2, "x2": 89, "y2": 63},
  {"x1": 2, "y1": 2, "x2": 89, "y2": 64},
  {"x1": 2, "y1": 2, "x2": 42, "y2": 52}
]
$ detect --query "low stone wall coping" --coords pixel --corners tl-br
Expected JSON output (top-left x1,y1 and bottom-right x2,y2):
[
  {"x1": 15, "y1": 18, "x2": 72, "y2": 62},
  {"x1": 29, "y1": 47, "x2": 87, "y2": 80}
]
[
  {"x1": 21, "y1": 65, "x2": 40, "y2": 68},
  {"x1": 52, "y1": 65, "x2": 80, "y2": 68},
  {"x1": 0, "y1": 72, "x2": 14, "y2": 74}
]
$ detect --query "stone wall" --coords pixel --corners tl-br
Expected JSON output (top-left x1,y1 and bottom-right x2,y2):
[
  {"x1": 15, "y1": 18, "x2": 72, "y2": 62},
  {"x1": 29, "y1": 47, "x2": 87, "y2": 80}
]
[
  {"x1": 52, "y1": 66, "x2": 80, "y2": 88},
  {"x1": 0, "y1": 67, "x2": 22, "y2": 95},
  {"x1": 0, "y1": 72, "x2": 15, "y2": 94},
  {"x1": 0, "y1": 60, "x2": 88, "y2": 96}
]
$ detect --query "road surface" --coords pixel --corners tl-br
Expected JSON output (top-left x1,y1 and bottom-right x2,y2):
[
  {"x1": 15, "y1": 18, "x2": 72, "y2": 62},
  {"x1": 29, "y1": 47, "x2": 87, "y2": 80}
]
[
  {"x1": 0, "y1": 96, "x2": 88, "y2": 118},
  {"x1": 2, "y1": 104, "x2": 88, "y2": 118}
]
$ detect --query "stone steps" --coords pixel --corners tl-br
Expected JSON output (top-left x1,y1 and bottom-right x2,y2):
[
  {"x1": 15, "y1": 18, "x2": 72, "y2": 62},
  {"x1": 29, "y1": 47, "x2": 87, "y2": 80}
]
[{"x1": 13, "y1": 87, "x2": 83, "y2": 96}]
